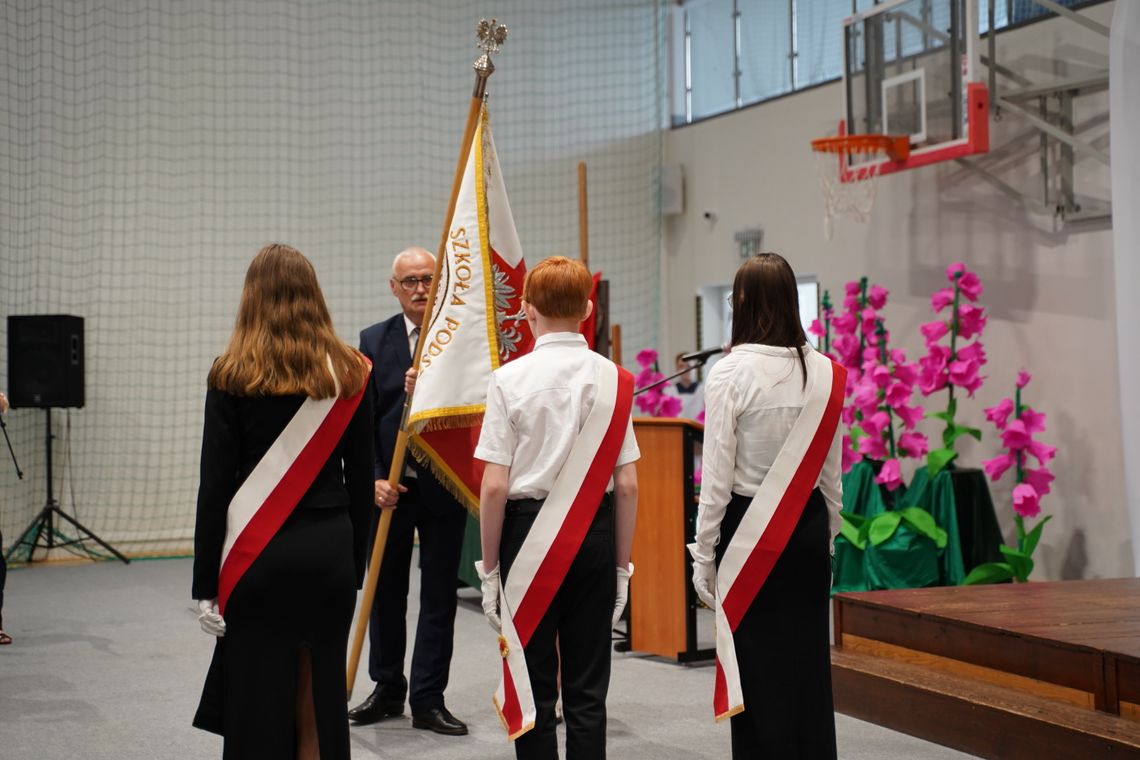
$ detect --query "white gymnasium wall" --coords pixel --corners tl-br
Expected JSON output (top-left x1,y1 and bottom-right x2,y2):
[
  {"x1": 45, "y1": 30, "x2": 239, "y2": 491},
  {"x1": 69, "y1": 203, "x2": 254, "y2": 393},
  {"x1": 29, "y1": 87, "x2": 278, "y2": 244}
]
[
  {"x1": 664, "y1": 2, "x2": 1127, "y2": 580},
  {"x1": 0, "y1": 1, "x2": 664, "y2": 555}
]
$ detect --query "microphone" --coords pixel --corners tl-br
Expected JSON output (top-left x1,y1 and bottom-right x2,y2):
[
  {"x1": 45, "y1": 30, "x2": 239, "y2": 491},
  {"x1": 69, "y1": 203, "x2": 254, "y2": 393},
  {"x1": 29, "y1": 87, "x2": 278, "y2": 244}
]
[{"x1": 680, "y1": 346, "x2": 724, "y2": 363}]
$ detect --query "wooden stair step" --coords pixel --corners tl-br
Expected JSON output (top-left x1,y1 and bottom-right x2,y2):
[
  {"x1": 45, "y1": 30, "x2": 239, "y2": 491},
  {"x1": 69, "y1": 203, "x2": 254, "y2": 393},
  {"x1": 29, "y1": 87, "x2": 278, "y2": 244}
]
[{"x1": 832, "y1": 647, "x2": 1140, "y2": 760}]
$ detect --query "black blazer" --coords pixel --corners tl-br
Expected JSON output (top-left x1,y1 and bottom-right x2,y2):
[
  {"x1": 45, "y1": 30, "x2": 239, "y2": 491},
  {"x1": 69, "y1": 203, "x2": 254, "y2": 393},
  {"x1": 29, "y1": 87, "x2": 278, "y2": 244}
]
[
  {"x1": 191, "y1": 389, "x2": 374, "y2": 600},
  {"x1": 359, "y1": 313, "x2": 462, "y2": 517},
  {"x1": 359, "y1": 313, "x2": 415, "y2": 482}
]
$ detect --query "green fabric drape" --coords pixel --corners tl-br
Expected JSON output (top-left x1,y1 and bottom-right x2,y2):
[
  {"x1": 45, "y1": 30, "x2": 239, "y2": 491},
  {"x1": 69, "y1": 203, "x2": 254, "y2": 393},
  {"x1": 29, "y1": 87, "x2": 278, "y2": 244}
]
[
  {"x1": 457, "y1": 513, "x2": 481, "y2": 589},
  {"x1": 903, "y1": 469, "x2": 980, "y2": 586},
  {"x1": 831, "y1": 461, "x2": 889, "y2": 594}
]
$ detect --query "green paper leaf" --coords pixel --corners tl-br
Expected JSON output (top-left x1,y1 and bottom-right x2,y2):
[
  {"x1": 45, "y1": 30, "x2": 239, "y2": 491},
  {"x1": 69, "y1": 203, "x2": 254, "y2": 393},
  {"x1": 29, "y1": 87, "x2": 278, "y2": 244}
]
[
  {"x1": 849, "y1": 425, "x2": 866, "y2": 445},
  {"x1": 899, "y1": 507, "x2": 949, "y2": 549},
  {"x1": 961, "y1": 425, "x2": 983, "y2": 442},
  {"x1": 1021, "y1": 515, "x2": 1053, "y2": 558},
  {"x1": 926, "y1": 448, "x2": 958, "y2": 477},
  {"x1": 839, "y1": 517, "x2": 866, "y2": 550},
  {"x1": 867, "y1": 511, "x2": 902, "y2": 546},
  {"x1": 930, "y1": 411, "x2": 955, "y2": 424},
  {"x1": 963, "y1": 562, "x2": 1015, "y2": 585},
  {"x1": 839, "y1": 510, "x2": 866, "y2": 528},
  {"x1": 999, "y1": 546, "x2": 1035, "y2": 582}
]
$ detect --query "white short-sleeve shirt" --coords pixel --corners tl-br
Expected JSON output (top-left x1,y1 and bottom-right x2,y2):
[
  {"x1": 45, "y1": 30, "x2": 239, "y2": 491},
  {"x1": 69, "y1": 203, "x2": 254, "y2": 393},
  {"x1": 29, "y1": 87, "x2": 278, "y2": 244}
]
[{"x1": 474, "y1": 332, "x2": 640, "y2": 500}]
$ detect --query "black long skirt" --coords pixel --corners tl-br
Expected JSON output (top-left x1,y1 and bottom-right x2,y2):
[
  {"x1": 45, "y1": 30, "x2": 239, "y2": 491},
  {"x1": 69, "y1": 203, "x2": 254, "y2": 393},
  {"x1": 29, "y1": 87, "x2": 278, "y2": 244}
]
[
  {"x1": 194, "y1": 506, "x2": 357, "y2": 760},
  {"x1": 715, "y1": 489, "x2": 837, "y2": 760}
]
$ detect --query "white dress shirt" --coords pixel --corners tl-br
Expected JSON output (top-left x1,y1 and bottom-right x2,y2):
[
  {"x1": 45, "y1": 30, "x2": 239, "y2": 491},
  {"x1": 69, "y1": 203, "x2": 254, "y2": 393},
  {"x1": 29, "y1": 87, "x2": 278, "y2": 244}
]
[
  {"x1": 474, "y1": 332, "x2": 640, "y2": 499},
  {"x1": 692, "y1": 343, "x2": 843, "y2": 560}
]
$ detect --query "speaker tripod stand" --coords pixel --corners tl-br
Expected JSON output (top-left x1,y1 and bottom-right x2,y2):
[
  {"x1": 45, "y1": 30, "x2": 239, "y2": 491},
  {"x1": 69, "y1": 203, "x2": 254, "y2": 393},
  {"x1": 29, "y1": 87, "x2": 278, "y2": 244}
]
[{"x1": 4, "y1": 409, "x2": 129, "y2": 565}]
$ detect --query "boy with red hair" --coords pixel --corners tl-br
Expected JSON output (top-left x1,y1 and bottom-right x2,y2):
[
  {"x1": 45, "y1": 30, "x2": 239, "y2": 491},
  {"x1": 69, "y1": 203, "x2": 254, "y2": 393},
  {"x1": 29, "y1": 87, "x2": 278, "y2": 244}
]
[{"x1": 474, "y1": 256, "x2": 639, "y2": 759}]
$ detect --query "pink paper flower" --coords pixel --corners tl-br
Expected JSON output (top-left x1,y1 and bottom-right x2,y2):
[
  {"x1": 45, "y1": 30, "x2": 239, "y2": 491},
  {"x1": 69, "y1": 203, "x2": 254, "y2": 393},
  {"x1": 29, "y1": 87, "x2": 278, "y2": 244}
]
[
  {"x1": 634, "y1": 390, "x2": 661, "y2": 415},
  {"x1": 1016, "y1": 370, "x2": 1032, "y2": 388},
  {"x1": 841, "y1": 436, "x2": 863, "y2": 472},
  {"x1": 1027, "y1": 439, "x2": 1057, "y2": 464},
  {"x1": 845, "y1": 280, "x2": 862, "y2": 297},
  {"x1": 957, "y1": 304, "x2": 987, "y2": 339},
  {"x1": 884, "y1": 381, "x2": 912, "y2": 408},
  {"x1": 958, "y1": 270, "x2": 983, "y2": 302},
  {"x1": 829, "y1": 309, "x2": 857, "y2": 334},
  {"x1": 948, "y1": 359, "x2": 982, "y2": 394},
  {"x1": 984, "y1": 398, "x2": 1014, "y2": 430},
  {"x1": 635, "y1": 348, "x2": 658, "y2": 369},
  {"x1": 875, "y1": 458, "x2": 904, "y2": 491},
  {"x1": 658, "y1": 395, "x2": 683, "y2": 418},
  {"x1": 920, "y1": 320, "x2": 949, "y2": 346},
  {"x1": 946, "y1": 262, "x2": 966, "y2": 280},
  {"x1": 696, "y1": 409, "x2": 706, "y2": 425},
  {"x1": 1000, "y1": 419, "x2": 1032, "y2": 451},
  {"x1": 893, "y1": 361, "x2": 918, "y2": 387},
  {"x1": 956, "y1": 341, "x2": 987, "y2": 366},
  {"x1": 860, "y1": 307, "x2": 879, "y2": 335},
  {"x1": 931, "y1": 287, "x2": 955, "y2": 312},
  {"x1": 871, "y1": 364, "x2": 892, "y2": 389},
  {"x1": 1019, "y1": 407, "x2": 1047, "y2": 435},
  {"x1": 867, "y1": 285, "x2": 889, "y2": 310},
  {"x1": 1012, "y1": 483, "x2": 1042, "y2": 519},
  {"x1": 861, "y1": 411, "x2": 890, "y2": 439},
  {"x1": 857, "y1": 435, "x2": 889, "y2": 460},
  {"x1": 808, "y1": 318, "x2": 826, "y2": 338},
  {"x1": 894, "y1": 404, "x2": 925, "y2": 430},
  {"x1": 897, "y1": 431, "x2": 929, "y2": 458},
  {"x1": 851, "y1": 377, "x2": 880, "y2": 417},
  {"x1": 983, "y1": 452, "x2": 1015, "y2": 481},
  {"x1": 1024, "y1": 466, "x2": 1055, "y2": 497}
]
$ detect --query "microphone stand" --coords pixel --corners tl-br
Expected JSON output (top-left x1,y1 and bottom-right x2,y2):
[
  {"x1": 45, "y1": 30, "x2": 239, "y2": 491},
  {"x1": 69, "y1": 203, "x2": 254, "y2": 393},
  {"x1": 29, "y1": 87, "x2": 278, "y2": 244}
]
[
  {"x1": 634, "y1": 354, "x2": 715, "y2": 396},
  {"x1": 0, "y1": 414, "x2": 22, "y2": 479}
]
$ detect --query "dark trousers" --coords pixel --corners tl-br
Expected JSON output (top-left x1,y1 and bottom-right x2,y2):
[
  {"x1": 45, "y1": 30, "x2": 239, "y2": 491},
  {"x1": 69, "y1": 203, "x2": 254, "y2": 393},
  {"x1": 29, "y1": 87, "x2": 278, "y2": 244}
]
[
  {"x1": 715, "y1": 489, "x2": 837, "y2": 760},
  {"x1": 501, "y1": 496, "x2": 616, "y2": 760},
  {"x1": 366, "y1": 475, "x2": 468, "y2": 712}
]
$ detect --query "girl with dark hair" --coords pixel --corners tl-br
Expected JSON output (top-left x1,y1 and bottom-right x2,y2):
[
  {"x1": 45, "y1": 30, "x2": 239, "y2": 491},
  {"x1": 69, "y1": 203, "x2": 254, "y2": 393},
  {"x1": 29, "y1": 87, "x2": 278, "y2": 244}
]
[
  {"x1": 688, "y1": 252, "x2": 844, "y2": 759},
  {"x1": 192, "y1": 244, "x2": 375, "y2": 760}
]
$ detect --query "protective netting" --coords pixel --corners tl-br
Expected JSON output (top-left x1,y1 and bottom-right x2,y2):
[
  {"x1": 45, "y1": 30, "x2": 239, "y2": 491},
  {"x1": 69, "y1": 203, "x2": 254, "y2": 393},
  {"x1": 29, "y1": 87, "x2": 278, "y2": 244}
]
[{"x1": 0, "y1": 1, "x2": 664, "y2": 558}]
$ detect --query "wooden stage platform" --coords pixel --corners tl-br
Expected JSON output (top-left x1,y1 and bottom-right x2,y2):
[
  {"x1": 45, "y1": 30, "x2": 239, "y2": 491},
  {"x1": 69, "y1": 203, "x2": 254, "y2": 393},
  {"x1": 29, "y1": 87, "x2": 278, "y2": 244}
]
[{"x1": 831, "y1": 578, "x2": 1140, "y2": 759}]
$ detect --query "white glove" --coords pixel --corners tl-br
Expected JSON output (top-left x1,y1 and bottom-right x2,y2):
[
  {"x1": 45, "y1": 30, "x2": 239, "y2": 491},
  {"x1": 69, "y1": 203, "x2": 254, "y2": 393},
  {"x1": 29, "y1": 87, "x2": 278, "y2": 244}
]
[
  {"x1": 197, "y1": 598, "x2": 226, "y2": 637},
  {"x1": 687, "y1": 541, "x2": 717, "y2": 608},
  {"x1": 613, "y1": 563, "x2": 634, "y2": 627},
  {"x1": 474, "y1": 561, "x2": 502, "y2": 633},
  {"x1": 691, "y1": 559, "x2": 716, "y2": 609}
]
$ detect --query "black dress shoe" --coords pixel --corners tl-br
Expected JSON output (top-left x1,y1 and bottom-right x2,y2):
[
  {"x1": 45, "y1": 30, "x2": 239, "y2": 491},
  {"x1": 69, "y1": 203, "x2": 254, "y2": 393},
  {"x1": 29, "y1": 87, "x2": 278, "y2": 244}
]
[
  {"x1": 411, "y1": 706, "x2": 469, "y2": 736},
  {"x1": 347, "y1": 689, "x2": 404, "y2": 725}
]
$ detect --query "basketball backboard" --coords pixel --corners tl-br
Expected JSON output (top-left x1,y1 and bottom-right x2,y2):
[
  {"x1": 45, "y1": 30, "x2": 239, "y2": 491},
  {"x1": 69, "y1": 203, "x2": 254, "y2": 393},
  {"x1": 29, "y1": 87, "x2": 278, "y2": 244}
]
[{"x1": 841, "y1": 0, "x2": 988, "y2": 177}]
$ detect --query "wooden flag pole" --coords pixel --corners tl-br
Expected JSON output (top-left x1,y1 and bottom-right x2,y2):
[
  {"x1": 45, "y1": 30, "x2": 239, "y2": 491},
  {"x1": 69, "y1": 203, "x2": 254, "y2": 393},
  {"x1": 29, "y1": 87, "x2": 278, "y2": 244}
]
[
  {"x1": 578, "y1": 161, "x2": 589, "y2": 269},
  {"x1": 346, "y1": 19, "x2": 508, "y2": 698}
]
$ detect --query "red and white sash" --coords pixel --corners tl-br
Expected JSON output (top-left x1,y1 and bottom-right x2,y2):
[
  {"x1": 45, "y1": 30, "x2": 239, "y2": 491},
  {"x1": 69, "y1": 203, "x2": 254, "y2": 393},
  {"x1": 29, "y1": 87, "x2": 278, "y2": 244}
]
[
  {"x1": 216, "y1": 364, "x2": 368, "y2": 615},
  {"x1": 712, "y1": 357, "x2": 845, "y2": 721},
  {"x1": 492, "y1": 362, "x2": 634, "y2": 740}
]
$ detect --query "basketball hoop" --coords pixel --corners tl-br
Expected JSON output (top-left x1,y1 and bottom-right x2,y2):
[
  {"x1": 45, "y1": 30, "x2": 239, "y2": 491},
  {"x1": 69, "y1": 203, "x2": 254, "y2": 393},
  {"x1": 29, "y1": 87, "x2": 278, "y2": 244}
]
[{"x1": 810, "y1": 134, "x2": 910, "y2": 239}]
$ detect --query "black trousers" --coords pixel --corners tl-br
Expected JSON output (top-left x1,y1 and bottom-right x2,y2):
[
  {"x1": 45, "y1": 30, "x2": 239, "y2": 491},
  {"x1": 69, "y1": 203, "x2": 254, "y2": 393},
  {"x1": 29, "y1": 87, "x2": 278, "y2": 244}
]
[
  {"x1": 501, "y1": 496, "x2": 616, "y2": 760},
  {"x1": 715, "y1": 489, "x2": 837, "y2": 760},
  {"x1": 366, "y1": 475, "x2": 468, "y2": 711}
]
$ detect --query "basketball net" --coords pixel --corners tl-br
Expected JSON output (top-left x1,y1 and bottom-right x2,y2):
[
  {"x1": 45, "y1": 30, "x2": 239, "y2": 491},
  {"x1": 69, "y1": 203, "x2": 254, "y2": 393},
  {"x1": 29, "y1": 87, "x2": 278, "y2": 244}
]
[{"x1": 811, "y1": 134, "x2": 909, "y2": 240}]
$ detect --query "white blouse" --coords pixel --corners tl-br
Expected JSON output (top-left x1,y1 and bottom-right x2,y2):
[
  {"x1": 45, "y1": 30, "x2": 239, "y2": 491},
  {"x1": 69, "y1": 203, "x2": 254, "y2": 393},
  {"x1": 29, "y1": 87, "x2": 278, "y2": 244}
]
[{"x1": 691, "y1": 343, "x2": 843, "y2": 561}]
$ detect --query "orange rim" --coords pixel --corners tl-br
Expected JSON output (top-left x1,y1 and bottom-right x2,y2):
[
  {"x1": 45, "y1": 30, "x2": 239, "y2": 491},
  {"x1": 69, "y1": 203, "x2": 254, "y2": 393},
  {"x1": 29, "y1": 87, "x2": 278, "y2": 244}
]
[{"x1": 810, "y1": 134, "x2": 910, "y2": 162}]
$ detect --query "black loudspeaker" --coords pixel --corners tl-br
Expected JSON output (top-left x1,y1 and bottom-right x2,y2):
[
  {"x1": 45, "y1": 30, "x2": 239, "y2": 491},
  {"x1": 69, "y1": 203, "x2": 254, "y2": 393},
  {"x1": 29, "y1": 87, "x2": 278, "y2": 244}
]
[{"x1": 7, "y1": 314, "x2": 85, "y2": 408}]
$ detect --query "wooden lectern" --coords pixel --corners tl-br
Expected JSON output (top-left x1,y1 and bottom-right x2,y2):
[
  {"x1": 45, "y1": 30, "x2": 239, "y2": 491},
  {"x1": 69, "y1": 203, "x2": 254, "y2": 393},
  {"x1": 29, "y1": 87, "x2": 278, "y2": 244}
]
[{"x1": 628, "y1": 417, "x2": 712, "y2": 662}]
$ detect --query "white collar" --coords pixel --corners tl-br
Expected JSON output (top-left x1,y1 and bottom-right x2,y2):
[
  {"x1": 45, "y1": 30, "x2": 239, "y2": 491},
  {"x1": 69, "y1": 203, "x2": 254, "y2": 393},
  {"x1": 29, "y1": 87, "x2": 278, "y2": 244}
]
[
  {"x1": 403, "y1": 314, "x2": 419, "y2": 337},
  {"x1": 731, "y1": 342, "x2": 814, "y2": 357},
  {"x1": 533, "y1": 332, "x2": 587, "y2": 350}
]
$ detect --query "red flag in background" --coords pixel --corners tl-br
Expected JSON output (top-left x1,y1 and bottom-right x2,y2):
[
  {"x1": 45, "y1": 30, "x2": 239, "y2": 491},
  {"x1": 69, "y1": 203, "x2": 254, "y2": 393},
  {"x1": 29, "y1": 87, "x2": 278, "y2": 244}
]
[{"x1": 580, "y1": 271, "x2": 602, "y2": 350}]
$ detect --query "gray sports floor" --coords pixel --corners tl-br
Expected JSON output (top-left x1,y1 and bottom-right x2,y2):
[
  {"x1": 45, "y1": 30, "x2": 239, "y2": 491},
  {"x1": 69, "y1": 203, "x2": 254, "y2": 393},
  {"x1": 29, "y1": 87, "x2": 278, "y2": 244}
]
[{"x1": 0, "y1": 555, "x2": 975, "y2": 759}]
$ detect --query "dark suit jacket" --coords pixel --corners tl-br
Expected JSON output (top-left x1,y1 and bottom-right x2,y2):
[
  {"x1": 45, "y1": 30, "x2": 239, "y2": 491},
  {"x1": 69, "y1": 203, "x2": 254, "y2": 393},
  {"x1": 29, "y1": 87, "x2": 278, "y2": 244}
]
[{"x1": 359, "y1": 313, "x2": 465, "y2": 518}]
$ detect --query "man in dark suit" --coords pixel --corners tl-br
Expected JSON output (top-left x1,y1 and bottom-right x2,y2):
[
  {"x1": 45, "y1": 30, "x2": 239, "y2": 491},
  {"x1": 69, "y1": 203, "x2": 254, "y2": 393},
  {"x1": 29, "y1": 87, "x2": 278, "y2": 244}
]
[{"x1": 348, "y1": 246, "x2": 469, "y2": 736}]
